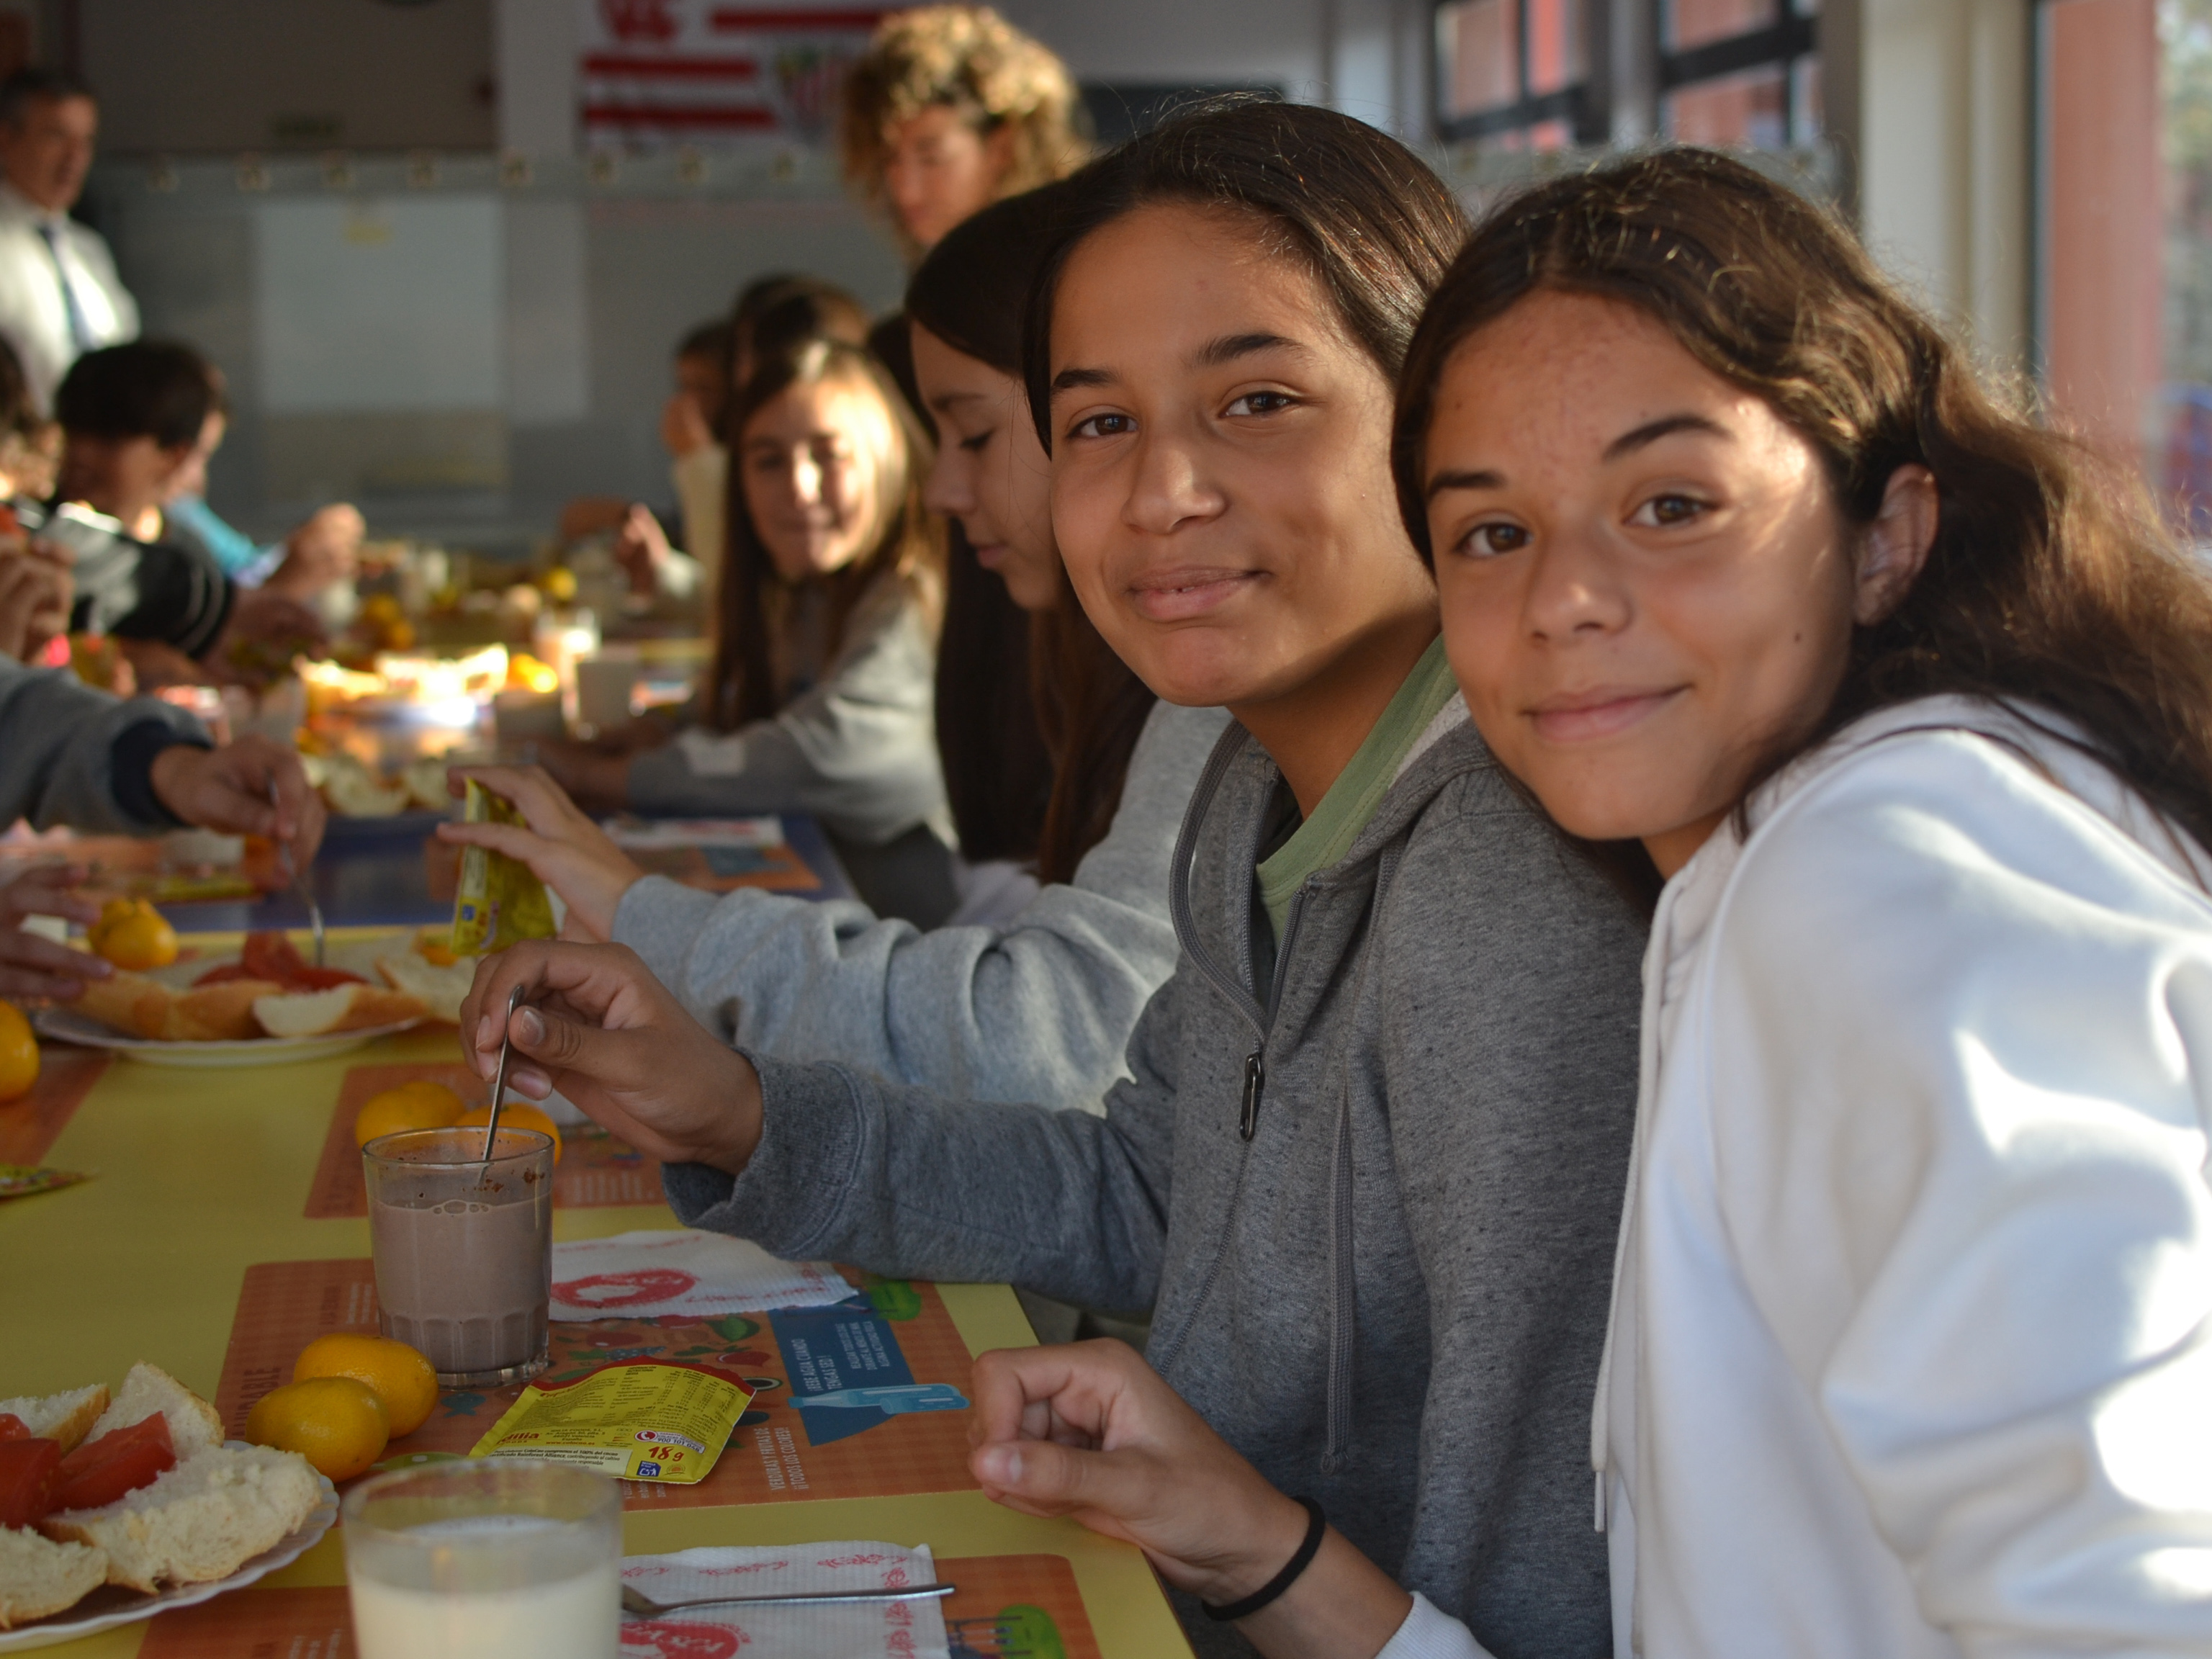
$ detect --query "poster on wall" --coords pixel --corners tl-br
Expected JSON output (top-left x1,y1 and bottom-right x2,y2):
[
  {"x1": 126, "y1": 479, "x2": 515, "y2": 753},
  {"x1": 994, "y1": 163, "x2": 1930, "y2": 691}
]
[{"x1": 579, "y1": 0, "x2": 884, "y2": 148}]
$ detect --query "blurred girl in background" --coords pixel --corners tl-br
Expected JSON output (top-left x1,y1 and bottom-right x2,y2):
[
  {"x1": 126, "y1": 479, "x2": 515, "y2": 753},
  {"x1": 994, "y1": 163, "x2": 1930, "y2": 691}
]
[
  {"x1": 441, "y1": 182, "x2": 1226, "y2": 1119},
  {"x1": 533, "y1": 338, "x2": 956, "y2": 925}
]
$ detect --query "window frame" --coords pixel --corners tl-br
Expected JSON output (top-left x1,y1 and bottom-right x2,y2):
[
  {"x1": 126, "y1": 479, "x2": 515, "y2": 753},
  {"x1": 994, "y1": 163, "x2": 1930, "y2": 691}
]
[
  {"x1": 1657, "y1": 3, "x2": 1820, "y2": 144},
  {"x1": 1431, "y1": 0, "x2": 1606, "y2": 146}
]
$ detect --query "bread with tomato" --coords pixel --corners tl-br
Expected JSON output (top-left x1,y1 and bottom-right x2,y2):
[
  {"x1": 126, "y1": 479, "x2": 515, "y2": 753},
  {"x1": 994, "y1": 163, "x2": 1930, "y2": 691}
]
[{"x1": 0, "y1": 1525, "x2": 107, "y2": 1629}]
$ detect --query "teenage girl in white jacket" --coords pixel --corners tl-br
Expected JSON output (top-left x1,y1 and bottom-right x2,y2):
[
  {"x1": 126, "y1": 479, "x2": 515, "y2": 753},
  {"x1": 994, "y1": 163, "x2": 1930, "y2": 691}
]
[{"x1": 940, "y1": 148, "x2": 2212, "y2": 1658}]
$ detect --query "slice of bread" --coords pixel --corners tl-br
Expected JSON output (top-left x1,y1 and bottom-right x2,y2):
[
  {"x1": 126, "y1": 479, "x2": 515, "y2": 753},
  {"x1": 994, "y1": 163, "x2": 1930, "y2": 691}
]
[
  {"x1": 68, "y1": 971, "x2": 171, "y2": 1040},
  {"x1": 84, "y1": 1364, "x2": 222, "y2": 1460},
  {"x1": 41, "y1": 1444, "x2": 319, "y2": 1593},
  {"x1": 0, "y1": 1524, "x2": 107, "y2": 1629},
  {"x1": 253, "y1": 984, "x2": 426, "y2": 1038},
  {"x1": 158, "y1": 981, "x2": 282, "y2": 1043},
  {"x1": 0, "y1": 1385, "x2": 107, "y2": 1453},
  {"x1": 373, "y1": 953, "x2": 475, "y2": 1024}
]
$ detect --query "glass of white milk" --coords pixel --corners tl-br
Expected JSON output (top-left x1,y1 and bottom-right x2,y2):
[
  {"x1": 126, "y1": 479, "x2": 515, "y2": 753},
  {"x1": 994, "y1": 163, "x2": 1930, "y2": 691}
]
[{"x1": 342, "y1": 1460, "x2": 620, "y2": 1659}]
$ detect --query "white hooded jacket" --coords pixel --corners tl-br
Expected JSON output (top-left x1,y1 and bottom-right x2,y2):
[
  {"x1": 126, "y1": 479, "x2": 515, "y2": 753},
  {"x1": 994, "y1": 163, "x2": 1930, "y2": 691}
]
[{"x1": 1385, "y1": 695, "x2": 2212, "y2": 1658}]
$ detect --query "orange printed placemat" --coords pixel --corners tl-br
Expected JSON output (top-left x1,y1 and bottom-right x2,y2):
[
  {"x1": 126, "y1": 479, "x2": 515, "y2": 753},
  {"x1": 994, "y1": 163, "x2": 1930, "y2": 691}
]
[
  {"x1": 630, "y1": 840, "x2": 822, "y2": 896},
  {"x1": 0, "y1": 1048, "x2": 108, "y2": 1165},
  {"x1": 138, "y1": 1555, "x2": 1099, "y2": 1658},
  {"x1": 303, "y1": 1062, "x2": 665, "y2": 1218},
  {"x1": 219, "y1": 1259, "x2": 982, "y2": 1509}
]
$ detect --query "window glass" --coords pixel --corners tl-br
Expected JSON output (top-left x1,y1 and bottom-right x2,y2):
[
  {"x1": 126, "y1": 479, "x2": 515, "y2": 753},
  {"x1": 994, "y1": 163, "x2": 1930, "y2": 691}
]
[
  {"x1": 1665, "y1": 0, "x2": 1778, "y2": 51},
  {"x1": 1528, "y1": 0, "x2": 1586, "y2": 95},
  {"x1": 1665, "y1": 61, "x2": 1789, "y2": 147},
  {"x1": 1438, "y1": 0, "x2": 1519, "y2": 120},
  {"x1": 2164, "y1": 0, "x2": 2212, "y2": 532}
]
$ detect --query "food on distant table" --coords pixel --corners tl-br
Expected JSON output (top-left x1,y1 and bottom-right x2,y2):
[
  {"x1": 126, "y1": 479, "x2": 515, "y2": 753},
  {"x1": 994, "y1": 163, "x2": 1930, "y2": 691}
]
[
  {"x1": 0, "y1": 1364, "x2": 320, "y2": 1627},
  {"x1": 194, "y1": 930, "x2": 364, "y2": 993},
  {"x1": 88, "y1": 899, "x2": 178, "y2": 972},
  {"x1": 311, "y1": 754, "x2": 410, "y2": 819},
  {"x1": 409, "y1": 924, "x2": 459, "y2": 967},
  {"x1": 402, "y1": 757, "x2": 450, "y2": 812},
  {"x1": 372, "y1": 951, "x2": 475, "y2": 1023},
  {"x1": 71, "y1": 973, "x2": 281, "y2": 1043},
  {"x1": 353, "y1": 1079, "x2": 467, "y2": 1148},
  {"x1": 67, "y1": 935, "x2": 426, "y2": 1043},
  {"x1": 456, "y1": 1101, "x2": 562, "y2": 1164},
  {"x1": 0, "y1": 1001, "x2": 36, "y2": 1101},
  {"x1": 242, "y1": 1377, "x2": 387, "y2": 1482},
  {"x1": 290, "y1": 1335, "x2": 437, "y2": 1438},
  {"x1": 251, "y1": 984, "x2": 426, "y2": 1039}
]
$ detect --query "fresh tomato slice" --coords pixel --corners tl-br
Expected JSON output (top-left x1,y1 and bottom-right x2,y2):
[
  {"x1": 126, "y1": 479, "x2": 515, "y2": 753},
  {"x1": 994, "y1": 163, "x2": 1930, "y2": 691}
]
[
  {"x1": 202, "y1": 935, "x2": 363, "y2": 992},
  {"x1": 50, "y1": 1413, "x2": 176, "y2": 1513},
  {"x1": 0, "y1": 1437, "x2": 60, "y2": 1527},
  {"x1": 0, "y1": 1413, "x2": 27, "y2": 1441}
]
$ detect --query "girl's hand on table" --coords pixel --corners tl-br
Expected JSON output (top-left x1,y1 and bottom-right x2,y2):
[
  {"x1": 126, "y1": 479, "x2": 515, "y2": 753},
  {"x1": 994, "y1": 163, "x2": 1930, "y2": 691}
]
[
  {"x1": 0, "y1": 862, "x2": 106, "y2": 1000},
  {"x1": 436, "y1": 764, "x2": 645, "y2": 942},
  {"x1": 461, "y1": 940, "x2": 761, "y2": 1175},
  {"x1": 968, "y1": 1341, "x2": 1413, "y2": 1657}
]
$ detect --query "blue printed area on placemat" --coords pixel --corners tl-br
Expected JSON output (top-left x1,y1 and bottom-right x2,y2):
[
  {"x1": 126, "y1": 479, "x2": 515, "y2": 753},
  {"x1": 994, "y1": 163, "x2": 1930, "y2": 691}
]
[
  {"x1": 703, "y1": 845, "x2": 779, "y2": 877},
  {"x1": 770, "y1": 1301, "x2": 914, "y2": 1445}
]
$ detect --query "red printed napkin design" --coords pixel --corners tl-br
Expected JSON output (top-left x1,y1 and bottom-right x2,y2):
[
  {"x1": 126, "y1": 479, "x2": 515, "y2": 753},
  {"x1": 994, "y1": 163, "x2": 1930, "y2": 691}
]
[
  {"x1": 620, "y1": 1542, "x2": 946, "y2": 1658},
  {"x1": 552, "y1": 1229, "x2": 852, "y2": 1321}
]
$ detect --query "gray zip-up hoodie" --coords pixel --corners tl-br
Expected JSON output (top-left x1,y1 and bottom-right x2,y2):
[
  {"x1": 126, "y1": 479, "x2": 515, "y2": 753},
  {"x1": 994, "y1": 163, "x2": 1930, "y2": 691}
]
[
  {"x1": 662, "y1": 705, "x2": 1645, "y2": 1657},
  {"x1": 0, "y1": 655, "x2": 210, "y2": 832},
  {"x1": 612, "y1": 699, "x2": 1229, "y2": 1112}
]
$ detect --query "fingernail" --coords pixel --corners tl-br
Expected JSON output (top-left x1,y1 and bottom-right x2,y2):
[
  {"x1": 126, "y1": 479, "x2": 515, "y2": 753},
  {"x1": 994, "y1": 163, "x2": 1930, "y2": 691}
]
[
  {"x1": 475, "y1": 1014, "x2": 494, "y2": 1052},
  {"x1": 515, "y1": 1007, "x2": 544, "y2": 1046},
  {"x1": 974, "y1": 1444, "x2": 1020, "y2": 1485}
]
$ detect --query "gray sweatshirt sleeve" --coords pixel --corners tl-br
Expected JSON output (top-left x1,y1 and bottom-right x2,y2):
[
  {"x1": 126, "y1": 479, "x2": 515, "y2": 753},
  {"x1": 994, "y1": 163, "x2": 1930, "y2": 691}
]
[
  {"x1": 0, "y1": 657, "x2": 210, "y2": 832},
  {"x1": 626, "y1": 575, "x2": 949, "y2": 847},
  {"x1": 612, "y1": 701, "x2": 1229, "y2": 1110},
  {"x1": 660, "y1": 963, "x2": 1190, "y2": 1313}
]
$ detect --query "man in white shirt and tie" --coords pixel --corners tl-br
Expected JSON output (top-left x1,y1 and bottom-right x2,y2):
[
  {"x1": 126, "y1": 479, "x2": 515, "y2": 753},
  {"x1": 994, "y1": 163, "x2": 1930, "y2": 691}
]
[{"x1": 0, "y1": 68, "x2": 135, "y2": 414}]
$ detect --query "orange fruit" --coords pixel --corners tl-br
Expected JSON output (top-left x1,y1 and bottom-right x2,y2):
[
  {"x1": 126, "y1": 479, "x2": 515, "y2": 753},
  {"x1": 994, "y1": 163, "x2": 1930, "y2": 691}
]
[
  {"x1": 292, "y1": 1333, "x2": 439, "y2": 1437},
  {"x1": 91, "y1": 899, "x2": 177, "y2": 971},
  {"x1": 456, "y1": 1101, "x2": 562, "y2": 1163},
  {"x1": 0, "y1": 1001, "x2": 37, "y2": 1102},
  {"x1": 354, "y1": 1080, "x2": 467, "y2": 1148},
  {"x1": 244, "y1": 1376, "x2": 388, "y2": 1480}
]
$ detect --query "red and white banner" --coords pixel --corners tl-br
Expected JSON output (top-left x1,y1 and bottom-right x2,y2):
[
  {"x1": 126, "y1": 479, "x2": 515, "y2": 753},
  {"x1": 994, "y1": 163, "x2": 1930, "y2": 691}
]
[{"x1": 580, "y1": 0, "x2": 884, "y2": 146}]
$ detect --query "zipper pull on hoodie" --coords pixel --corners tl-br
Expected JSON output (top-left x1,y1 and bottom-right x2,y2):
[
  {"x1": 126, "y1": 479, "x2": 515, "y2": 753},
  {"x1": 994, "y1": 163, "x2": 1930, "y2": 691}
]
[{"x1": 1239, "y1": 1048, "x2": 1265, "y2": 1140}]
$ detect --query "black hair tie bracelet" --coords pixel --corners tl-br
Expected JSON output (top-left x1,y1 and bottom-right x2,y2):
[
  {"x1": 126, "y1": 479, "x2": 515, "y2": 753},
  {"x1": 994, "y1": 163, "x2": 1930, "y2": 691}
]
[{"x1": 1201, "y1": 1497, "x2": 1328, "y2": 1622}]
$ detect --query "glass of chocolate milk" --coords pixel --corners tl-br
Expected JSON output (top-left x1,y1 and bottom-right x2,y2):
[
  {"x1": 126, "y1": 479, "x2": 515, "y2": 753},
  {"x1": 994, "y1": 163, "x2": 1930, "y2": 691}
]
[{"x1": 364, "y1": 1128, "x2": 554, "y2": 1388}]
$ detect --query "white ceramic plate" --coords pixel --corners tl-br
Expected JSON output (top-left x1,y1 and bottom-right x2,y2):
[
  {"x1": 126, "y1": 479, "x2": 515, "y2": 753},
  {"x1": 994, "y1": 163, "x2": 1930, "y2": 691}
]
[
  {"x1": 32, "y1": 1007, "x2": 421, "y2": 1067},
  {"x1": 0, "y1": 1455, "x2": 339, "y2": 1652}
]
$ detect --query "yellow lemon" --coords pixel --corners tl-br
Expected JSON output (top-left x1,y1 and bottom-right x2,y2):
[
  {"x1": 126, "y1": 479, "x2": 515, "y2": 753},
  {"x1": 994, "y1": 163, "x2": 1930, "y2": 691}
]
[
  {"x1": 539, "y1": 566, "x2": 578, "y2": 603},
  {"x1": 0, "y1": 1001, "x2": 37, "y2": 1102},
  {"x1": 292, "y1": 1334, "x2": 439, "y2": 1438},
  {"x1": 456, "y1": 1101, "x2": 562, "y2": 1164},
  {"x1": 353, "y1": 1081, "x2": 467, "y2": 1148},
  {"x1": 93, "y1": 902, "x2": 176, "y2": 971},
  {"x1": 244, "y1": 1376, "x2": 388, "y2": 1481}
]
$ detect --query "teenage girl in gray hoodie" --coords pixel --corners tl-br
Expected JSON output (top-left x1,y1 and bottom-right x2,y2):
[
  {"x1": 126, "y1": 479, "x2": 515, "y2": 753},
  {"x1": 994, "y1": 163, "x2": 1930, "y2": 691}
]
[{"x1": 459, "y1": 101, "x2": 1645, "y2": 1659}]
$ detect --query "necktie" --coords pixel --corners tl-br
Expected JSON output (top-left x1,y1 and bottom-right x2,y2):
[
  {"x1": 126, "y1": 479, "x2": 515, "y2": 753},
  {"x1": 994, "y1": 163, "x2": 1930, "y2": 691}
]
[{"x1": 35, "y1": 221, "x2": 91, "y2": 354}]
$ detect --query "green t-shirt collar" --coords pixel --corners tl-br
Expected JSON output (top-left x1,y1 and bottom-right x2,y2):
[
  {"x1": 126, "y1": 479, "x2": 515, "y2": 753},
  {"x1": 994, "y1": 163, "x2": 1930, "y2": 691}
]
[{"x1": 1254, "y1": 634, "x2": 1459, "y2": 943}]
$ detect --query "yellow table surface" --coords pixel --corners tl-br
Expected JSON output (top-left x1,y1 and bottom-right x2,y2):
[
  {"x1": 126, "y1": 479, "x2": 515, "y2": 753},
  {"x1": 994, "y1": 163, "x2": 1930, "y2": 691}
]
[{"x1": 0, "y1": 931, "x2": 1190, "y2": 1656}]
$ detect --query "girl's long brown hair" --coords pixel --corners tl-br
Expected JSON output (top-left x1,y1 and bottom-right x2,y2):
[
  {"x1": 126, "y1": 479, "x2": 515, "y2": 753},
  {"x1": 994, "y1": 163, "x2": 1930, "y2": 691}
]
[
  {"x1": 908, "y1": 178, "x2": 1156, "y2": 884},
  {"x1": 1394, "y1": 146, "x2": 2212, "y2": 865},
  {"x1": 709, "y1": 341, "x2": 943, "y2": 732}
]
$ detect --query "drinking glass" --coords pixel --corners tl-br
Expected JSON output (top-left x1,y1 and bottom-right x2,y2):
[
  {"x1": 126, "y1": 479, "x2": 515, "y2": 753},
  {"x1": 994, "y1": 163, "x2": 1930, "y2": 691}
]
[
  {"x1": 363, "y1": 1126, "x2": 553, "y2": 1388},
  {"x1": 343, "y1": 1460, "x2": 620, "y2": 1659}
]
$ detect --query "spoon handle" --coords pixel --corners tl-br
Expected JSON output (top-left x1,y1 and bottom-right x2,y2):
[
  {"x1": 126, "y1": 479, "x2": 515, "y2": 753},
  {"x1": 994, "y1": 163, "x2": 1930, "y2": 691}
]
[
  {"x1": 621, "y1": 1582, "x2": 956, "y2": 1616},
  {"x1": 482, "y1": 982, "x2": 524, "y2": 1162}
]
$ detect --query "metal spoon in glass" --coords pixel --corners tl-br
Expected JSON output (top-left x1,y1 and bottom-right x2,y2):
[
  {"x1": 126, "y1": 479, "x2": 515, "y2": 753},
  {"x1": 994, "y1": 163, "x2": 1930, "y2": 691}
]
[
  {"x1": 619, "y1": 1582, "x2": 957, "y2": 1618},
  {"x1": 481, "y1": 982, "x2": 526, "y2": 1163}
]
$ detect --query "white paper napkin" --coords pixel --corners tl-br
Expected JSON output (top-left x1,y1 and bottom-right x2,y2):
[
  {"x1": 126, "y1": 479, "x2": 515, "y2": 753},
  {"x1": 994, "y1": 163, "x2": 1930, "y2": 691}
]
[
  {"x1": 620, "y1": 1541, "x2": 949, "y2": 1658},
  {"x1": 550, "y1": 1228, "x2": 853, "y2": 1321}
]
